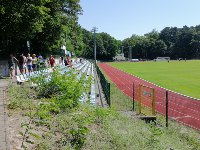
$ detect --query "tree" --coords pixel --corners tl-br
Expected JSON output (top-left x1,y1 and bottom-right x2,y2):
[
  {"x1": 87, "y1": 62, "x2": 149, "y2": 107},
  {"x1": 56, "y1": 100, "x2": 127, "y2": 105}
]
[
  {"x1": 122, "y1": 31, "x2": 166, "y2": 60},
  {"x1": 0, "y1": 0, "x2": 82, "y2": 57},
  {"x1": 159, "y1": 27, "x2": 179, "y2": 57},
  {"x1": 190, "y1": 31, "x2": 200, "y2": 58},
  {"x1": 174, "y1": 26, "x2": 195, "y2": 59},
  {"x1": 79, "y1": 29, "x2": 121, "y2": 60},
  {"x1": 98, "y1": 32, "x2": 120, "y2": 60},
  {"x1": 80, "y1": 28, "x2": 93, "y2": 58}
]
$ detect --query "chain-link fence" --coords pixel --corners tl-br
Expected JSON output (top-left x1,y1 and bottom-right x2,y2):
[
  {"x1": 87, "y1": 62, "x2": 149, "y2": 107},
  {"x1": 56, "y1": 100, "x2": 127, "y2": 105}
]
[{"x1": 98, "y1": 63, "x2": 200, "y2": 130}]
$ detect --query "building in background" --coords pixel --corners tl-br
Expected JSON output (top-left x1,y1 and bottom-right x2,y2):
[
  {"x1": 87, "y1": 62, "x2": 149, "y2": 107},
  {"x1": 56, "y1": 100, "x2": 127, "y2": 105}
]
[
  {"x1": 61, "y1": 45, "x2": 71, "y2": 57},
  {"x1": 113, "y1": 53, "x2": 126, "y2": 61}
]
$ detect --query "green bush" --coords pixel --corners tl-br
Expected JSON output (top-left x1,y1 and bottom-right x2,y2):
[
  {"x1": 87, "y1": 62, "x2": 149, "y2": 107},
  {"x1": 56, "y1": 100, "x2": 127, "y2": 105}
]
[{"x1": 31, "y1": 68, "x2": 91, "y2": 111}]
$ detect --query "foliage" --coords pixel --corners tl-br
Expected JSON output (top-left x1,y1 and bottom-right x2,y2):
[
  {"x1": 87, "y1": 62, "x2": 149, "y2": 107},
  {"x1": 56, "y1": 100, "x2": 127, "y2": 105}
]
[
  {"x1": 121, "y1": 25, "x2": 200, "y2": 60},
  {"x1": 8, "y1": 67, "x2": 94, "y2": 149},
  {"x1": 80, "y1": 28, "x2": 121, "y2": 60},
  {"x1": 0, "y1": 0, "x2": 82, "y2": 57},
  {"x1": 32, "y1": 68, "x2": 91, "y2": 110},
  {"x1": 79, "y1": 25, "x2": 200, "y2": 60},
  {"x1": 7, "y1": 68, "x2": 200, "y2": 149},
  {"x1": 2, "y1": 0, "x2": 200, "y2": 60},
  {"x1": 8, "y1": 84, "x2": 37, "y2": 111}
]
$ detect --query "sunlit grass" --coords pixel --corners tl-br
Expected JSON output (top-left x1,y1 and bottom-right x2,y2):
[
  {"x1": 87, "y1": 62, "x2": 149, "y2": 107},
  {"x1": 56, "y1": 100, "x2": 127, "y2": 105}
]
[
  {"x1": 84, "y1": 86, "x2": 200, "y2": 150},
  {"x1": 8, "y1": 74, "x2": 200, "y2": 150},
  {"x1": 109, "y1": 60, "x2": 200, "y2": 99}
]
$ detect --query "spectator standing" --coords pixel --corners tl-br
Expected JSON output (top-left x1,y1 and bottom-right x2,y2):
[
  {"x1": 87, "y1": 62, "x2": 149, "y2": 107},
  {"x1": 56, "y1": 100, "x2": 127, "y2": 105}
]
[
  {"x1": 38, "y1": 54, "x2": 43, "y2": 69},
  {"x1": 18, "y1": 53, "x2": 25, "y2": 74},
  {"x1": 23, "y1": 54, "x2": 27, "y2": 74},
  {"x1": 32, "y1": 54, "x2": 38, "y2": 71},
  {"x1": 8, "y1": 54, "x2": 18, "y2": 79},
  {"x1": 27, "y1": 53, "x2": 33, "y2": 73},
  {"x1": 49, "y1": 55, "x2": 55, "y2": 67},
  {"x1": 64, "y1": 55, "x2": 72, "y2": 67},
  {"x1": 64, "y1": 56, "x2": 69, "y2": 66},
  {"x1": 61, "y1": 56, "x2": 64, "y2": 65}
]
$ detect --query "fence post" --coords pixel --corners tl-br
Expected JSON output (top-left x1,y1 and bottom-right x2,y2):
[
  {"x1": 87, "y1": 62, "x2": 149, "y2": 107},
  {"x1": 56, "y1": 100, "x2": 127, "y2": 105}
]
[
  {"x1": 138, "y1": 84, "x2": 141, "y2": 114},
  {"x1": 132, "y1": 82, "x2": 135, "y2": 111},
  {"x1": 108, "y1": 83, "x2": 111, "y2": 107},
  {"x1": 152, "y1": 88, "x2": 155, "y2": 115},
  {"x1": 166, "y1": 90, "x2": 169, "y2": 128}
]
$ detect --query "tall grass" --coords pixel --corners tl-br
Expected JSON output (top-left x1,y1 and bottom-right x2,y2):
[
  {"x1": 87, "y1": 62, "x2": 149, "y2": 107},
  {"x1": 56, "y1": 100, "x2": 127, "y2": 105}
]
[
  {"x1": 7, "y1": 67, "x2": 200, "y2": 150},
  {"x1": 110, "y1": 83, "x2": 133, "y2": 111},
  {"x1": 83, "y1": 81, "x2": 200, "y2": 149}
]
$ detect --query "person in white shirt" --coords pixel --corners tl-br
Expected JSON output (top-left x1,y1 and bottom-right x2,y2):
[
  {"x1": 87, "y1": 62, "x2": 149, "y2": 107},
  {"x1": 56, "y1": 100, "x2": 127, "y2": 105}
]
[
  {"x1": 32, "y1": 54, "x2": 38, "y2": 71},
  {"x1": 27, "y1": 53, "x2": 32, "y2": 73},
  {"x1": 23, "y1": 55, "x2": 27, "y2": 74}
]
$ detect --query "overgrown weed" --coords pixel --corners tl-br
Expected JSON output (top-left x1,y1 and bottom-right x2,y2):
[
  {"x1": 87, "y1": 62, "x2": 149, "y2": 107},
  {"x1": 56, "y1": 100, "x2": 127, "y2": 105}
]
[{"x1": 7, "y1": 68, "x2": 200, "y2": 150}]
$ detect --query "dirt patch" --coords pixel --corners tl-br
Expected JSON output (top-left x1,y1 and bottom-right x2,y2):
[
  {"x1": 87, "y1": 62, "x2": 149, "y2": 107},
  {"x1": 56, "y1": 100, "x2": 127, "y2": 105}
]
[{"x1": 8, "y1": 112, "x2": 28, "y2": 150}]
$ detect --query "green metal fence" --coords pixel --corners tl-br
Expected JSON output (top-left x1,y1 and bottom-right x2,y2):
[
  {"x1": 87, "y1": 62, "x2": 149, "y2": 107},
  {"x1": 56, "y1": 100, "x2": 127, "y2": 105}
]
[{"x1": 95, "y1": 63, "x2": 111, "y2": 107}]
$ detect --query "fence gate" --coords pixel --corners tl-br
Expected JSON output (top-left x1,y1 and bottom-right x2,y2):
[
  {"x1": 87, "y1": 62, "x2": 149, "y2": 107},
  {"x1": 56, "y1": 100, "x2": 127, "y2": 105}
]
[{"x1": 138, "y1": 84, "x2": 155, "y2": 116}]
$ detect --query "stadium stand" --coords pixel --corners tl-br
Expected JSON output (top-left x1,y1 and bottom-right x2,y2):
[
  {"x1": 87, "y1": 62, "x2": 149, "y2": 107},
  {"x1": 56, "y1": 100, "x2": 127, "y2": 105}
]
[{"x1": 15, "y1": 59, "x2": 96, "y2": 104}]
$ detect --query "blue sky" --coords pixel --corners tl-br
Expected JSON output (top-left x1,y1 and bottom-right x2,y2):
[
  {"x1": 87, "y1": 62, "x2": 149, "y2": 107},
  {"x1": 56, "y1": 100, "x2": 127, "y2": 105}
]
[{"x1": 78, "y1": 0, "x2": 200, "y2": 40}]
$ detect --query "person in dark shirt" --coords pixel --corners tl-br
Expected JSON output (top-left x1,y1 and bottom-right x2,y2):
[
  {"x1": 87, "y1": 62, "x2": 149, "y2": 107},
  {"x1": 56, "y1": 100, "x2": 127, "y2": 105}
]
[
  {"x1": 64, "y1": 55, "x2": 72, "y2": 67},
  {"x1": 49, "y1": 55, "x2": 55, "y2": 67},
  {"x1": 18, "y1": 53, "x2": 25, "y2": 74}
]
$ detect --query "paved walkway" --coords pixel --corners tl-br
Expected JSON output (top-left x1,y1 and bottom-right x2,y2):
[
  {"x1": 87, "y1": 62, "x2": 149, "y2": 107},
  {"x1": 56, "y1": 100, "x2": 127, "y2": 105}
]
[{"x1": 0, "y1": 78, "x2": 10, "y2": 150}]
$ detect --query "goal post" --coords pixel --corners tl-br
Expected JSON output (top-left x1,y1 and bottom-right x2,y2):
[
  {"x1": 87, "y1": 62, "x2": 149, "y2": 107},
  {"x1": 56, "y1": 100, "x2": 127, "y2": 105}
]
[{"x1": 155, "y1": 57, "x2": 170, "y2": 61}]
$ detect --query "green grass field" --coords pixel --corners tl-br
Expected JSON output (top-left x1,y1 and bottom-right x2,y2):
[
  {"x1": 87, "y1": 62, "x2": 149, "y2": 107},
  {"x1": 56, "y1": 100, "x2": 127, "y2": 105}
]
[{"x1": 109, "y1": 60, "x2": 200, "y2": 99}]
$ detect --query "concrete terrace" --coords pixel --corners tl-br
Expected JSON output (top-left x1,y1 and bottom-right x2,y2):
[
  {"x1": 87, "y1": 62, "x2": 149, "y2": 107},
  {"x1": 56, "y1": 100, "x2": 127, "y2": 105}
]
[{"x1": 0, "y1": 79, "x2": 10, "y2": 150}]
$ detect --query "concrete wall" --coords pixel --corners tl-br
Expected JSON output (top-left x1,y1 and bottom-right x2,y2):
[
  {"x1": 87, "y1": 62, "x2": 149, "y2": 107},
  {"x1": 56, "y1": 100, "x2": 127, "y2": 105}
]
[
  {"x1": 55, "y1": 58, "x2": 60, "y2": 65},
  {"x1": 0, "y1": 60, "x2": 9, "y2": 77}
]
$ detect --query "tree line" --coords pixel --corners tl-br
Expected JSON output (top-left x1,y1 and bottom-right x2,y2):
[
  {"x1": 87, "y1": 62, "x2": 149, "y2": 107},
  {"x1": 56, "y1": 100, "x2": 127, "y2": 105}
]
[
  {"x1": 1, "y1": 0, "x2": 200, "y2": 60},
  {"x1": 78, "y1": 28, "x2": 121, "y2": 60},
  {"x1": 0, "y1": 0, "x2": 82, "y2": 58},
  {"x1": 122, "y1": 26, "x2": 200, "y2": 60},
  {"x1": 80, "y1": 25, "x2": 200, "y2": 60}
]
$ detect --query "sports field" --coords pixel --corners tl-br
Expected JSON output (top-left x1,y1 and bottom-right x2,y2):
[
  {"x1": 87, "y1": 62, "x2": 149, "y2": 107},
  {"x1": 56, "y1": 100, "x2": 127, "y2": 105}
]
[{"x1": 109, "y1": 60, "x2": 200, "y2": 99}]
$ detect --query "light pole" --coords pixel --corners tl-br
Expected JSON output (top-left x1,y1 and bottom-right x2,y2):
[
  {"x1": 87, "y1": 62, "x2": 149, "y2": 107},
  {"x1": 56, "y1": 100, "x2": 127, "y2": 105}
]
[
  {"x1": 92, "y1": 27, "x2": 98, "y2": 62},
  {"x1": 27, "y1": 41, "x2": 30, "y2": 54},
  {"x1": 121, "y1": 46, "x2": 124, "y2": 53},
  {"x1": 129, "y1": 46, "x2": 132, "y2": 60}
]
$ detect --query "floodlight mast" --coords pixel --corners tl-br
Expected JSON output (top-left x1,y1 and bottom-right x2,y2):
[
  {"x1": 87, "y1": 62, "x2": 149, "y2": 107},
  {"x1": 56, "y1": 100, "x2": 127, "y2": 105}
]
[
  {"x1": 121, "y1": 46, "x2": 124, "y2": 53},
  {"x1": 129, "y1": 46, "x2": 132, "y2": 60},
  {"x1": 92, "y1": 27, "x2": 98, "y2": 62}
]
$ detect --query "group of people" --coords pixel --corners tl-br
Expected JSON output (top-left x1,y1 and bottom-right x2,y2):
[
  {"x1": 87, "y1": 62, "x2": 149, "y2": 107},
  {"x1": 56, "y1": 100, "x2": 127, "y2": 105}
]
[
  {"x1": 8, "y1": 53, "x2": 73, "y2": 79},
  {"x1": 8, "y1": 53, "x2": 44, "y2": 79}
]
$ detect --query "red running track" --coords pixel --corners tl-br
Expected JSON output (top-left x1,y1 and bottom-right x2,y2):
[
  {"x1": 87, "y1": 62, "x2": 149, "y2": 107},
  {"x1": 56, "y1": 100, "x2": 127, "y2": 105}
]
[{"x1": 99, "y1": 63, "x2": 200, "y2": 130}]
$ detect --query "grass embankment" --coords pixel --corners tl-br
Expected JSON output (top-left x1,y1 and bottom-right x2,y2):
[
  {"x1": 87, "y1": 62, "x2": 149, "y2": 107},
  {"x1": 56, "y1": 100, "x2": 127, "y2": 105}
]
[
  {"x1": 110, "y1": 60, "x2": 200, "y2": 99},
  {"x1": 7, "y1": 68, "x2": 200, "y2": 150}
]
